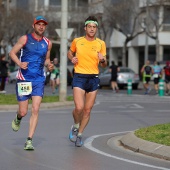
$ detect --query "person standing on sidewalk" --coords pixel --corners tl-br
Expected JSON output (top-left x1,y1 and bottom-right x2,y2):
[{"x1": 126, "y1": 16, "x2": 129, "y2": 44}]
[
  {"x1": 67, "y1": 16, "x2": 107, "y2": 147},
  {"x1": 163, "y1": 61, "x2": 170, "y2": 95},
  {"x1": 50, "y1": 58, "x2": 60, "y2": 94},
  {"x1": 0, "y1": 54, "x2": 9, "y2": 94},
  {"x1": 109, "y1": 60, "x2": 120, "y2": 93},
  {"x1": 9, "y1": 16, "x2": 53, "y2": 150},
  {"x1": 152, "y1": 61, "x2": 162, "y2": 94},
  {"x1": 141, "y1": 60, "x2": 153, "y2": 94}
]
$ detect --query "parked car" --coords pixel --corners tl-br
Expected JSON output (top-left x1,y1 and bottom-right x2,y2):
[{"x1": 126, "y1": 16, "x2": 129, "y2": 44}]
[{"x1": 99, "y1": 67, "x2": 140, "y2": 89}]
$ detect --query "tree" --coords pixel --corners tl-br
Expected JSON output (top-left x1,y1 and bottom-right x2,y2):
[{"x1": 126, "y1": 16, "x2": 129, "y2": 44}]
[
  {"x1": 104, "y1": 0, "x2": 144, "y2": 66},
  {"x1": 142, "y1": 0, "x2": 170, "y2": 61},
  {"x1": 0, "y1": 3, "x2": 7, "y2": 54},
  {"x1": 6, "y1": 9, "x2": 33, "y2": 46},
  {"x1": 0, "y1": 4, "x2": 33, "y2": 56}
]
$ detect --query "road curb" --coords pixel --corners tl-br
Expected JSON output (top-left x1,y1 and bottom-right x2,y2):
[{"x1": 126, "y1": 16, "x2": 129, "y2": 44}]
[
  {"x1": 0, "y1": 101, "x2": 74, "y2": 111},
  {"x1": 119, "y1": 131, "x2": 170, "y2": 161}
]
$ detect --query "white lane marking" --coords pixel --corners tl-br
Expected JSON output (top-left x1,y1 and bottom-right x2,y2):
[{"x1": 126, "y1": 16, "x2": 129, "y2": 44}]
[
  {"x1": 84, "y1": 132, "x2": 170, "y2": 170},
  {"x1": 110, "y1": 104, "x2": 144, "y2": 109},
  {"x1": 156, "y1": 110, "x2": 170, "y2": 112},
  {"x1": 118, "y1": 110, "x2": 144, "y2": 113}
]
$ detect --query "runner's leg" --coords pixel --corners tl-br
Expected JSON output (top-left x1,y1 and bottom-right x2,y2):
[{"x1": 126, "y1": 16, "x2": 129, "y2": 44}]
[
  {"x1": 78, "y1": 90, "x2": 98, "y2": 134},
  {"x1": 28, "y1": 96, "x2": 42, "y2": 138}
]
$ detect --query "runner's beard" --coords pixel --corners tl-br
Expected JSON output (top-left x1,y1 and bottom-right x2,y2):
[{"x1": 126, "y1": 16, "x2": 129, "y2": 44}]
[{"x1": 35, "y1": 30, "x2": 43, "y2": 36}]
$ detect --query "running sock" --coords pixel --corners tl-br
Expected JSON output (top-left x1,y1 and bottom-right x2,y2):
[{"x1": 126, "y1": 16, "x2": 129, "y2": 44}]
[
  {"x1": 78, "y1": 133, "x2": 82, "y2": 136},
  {"x1": 73, "y1": 123, "x2": 79, "y2": 129},
  {"x1": 17, "y1": 114, "x2": 22, "y2": 120},
  {"x1": 27, "y1": 137, "x2": 32, "y2": 141}
]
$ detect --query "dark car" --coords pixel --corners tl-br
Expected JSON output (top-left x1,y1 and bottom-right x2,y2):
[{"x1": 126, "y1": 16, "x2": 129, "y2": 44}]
[{"x1": 99, "y1": 67, "x2": 140, "y2": 89}]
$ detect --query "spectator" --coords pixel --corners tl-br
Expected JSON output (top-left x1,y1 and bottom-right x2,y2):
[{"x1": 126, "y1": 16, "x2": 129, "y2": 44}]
[
  {"x1": 152, "y1": 61, "x2": 162, "y2": 94},
  {"x1": 50, "y1": 58, "x2": 60, "y2": 94},
  {"x1": 163, "y1": 61, "x2": 170, "y2": 95},
  {"x1": 141, "y1": 60, "x2": 153, "y2": 94},
  {"x1": 0, "y1": 54, "x2": 9, "y2": 93},
  {"x1": 109, "y1": 60, "x2": 120, "y2": 93}
]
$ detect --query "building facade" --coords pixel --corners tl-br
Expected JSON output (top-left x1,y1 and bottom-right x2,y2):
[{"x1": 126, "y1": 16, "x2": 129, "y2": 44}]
[
  {"x1": 89, "y1": 0, "x2": 170, "y2": 74},
  {"x1": 2, "y1": 0, "x2": 170, "y2": 74}
]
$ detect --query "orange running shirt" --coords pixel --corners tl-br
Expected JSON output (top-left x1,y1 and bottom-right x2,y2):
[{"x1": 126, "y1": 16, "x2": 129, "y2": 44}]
[{"x1": 70, "y1": 37, "x2": 106, "y2": 74}]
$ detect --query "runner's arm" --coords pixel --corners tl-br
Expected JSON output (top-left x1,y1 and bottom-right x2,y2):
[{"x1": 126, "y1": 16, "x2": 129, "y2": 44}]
[
  {"x1": 67, "y1": 49, "x2": 78, "y2": 64},
  {"x1": 9, "y1": 35, "x2": 28, "y2": 70}
]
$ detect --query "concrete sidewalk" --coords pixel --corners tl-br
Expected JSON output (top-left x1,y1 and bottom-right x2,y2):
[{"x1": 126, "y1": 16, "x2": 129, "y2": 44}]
[{"x1": 119, "y1": 132, "x2": 170, "y2": 161}]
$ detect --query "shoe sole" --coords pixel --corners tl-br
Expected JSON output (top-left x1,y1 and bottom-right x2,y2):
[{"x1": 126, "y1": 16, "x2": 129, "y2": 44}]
[
  {"x1": 75, "y1": 142, "x2": 83, "y2": 147},
  {"x1": 24, "y1": 143, "x2": 34, "y2": 151},
  {"x1": 24, "y1": 147, "x2": 34, "y2": 151},
  {"x1": 75, "y1": 144, "x2": 83, "y2": 147}
]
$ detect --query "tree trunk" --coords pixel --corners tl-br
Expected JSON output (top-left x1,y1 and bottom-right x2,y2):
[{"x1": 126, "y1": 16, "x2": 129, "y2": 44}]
[
  {"x1": 122, "y1": 41, "x2": 127, "y2": 67},
  {"x1": 156, "y1": 36, "x2": 160, "y2": 61}
]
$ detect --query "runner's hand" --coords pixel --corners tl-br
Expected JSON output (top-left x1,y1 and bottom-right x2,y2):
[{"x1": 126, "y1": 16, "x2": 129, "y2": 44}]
[
  {"x1": 71, "y1": 57, "x2": 78, "y2": 64},
  {"x1": 48, "y1": 62, "x2": 54, "y2": 72},
  {"x1": 97, "y1": 52, "x2": 105, "y2": 62},
  {"x1": 19, "y1": 62, "x2": 29, "y2": 69}
]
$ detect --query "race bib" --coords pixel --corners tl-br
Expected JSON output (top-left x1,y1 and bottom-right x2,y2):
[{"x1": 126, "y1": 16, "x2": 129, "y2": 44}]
[{"x1": 17, "y1": 82, "x2": 32, "y2": 95}]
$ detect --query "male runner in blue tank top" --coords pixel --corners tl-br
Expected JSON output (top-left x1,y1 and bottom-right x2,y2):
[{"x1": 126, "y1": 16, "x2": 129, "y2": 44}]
[{"x1": 9, "y1": 16, "x2": 53, "y2": 150}]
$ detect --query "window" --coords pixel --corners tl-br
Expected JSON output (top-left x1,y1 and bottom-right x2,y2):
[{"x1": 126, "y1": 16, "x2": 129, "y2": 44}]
[
  {"x1": 49, "y1": 0, "x2": 61, "y2": 6},
  {"x1": 17, "y1": 0, "x2": 28, "y2": 9},
  {"x1": 78, "y1": 0, "x2": 88, "y2": 6},
  {"x1": 111, "y1": 0, "x2": 121, "y2": 4},
  {"x1": 164, "y1": 7, "x2": 170, "y2": 24}
]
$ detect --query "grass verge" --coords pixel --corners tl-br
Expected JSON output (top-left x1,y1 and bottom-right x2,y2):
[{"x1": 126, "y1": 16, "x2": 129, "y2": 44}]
[
  {"x1": 135, "y1": 123, "x2": 170, "y2": 146},
  {"x1": 0, "y1": 94, "x2": 73, "y2": 105}
]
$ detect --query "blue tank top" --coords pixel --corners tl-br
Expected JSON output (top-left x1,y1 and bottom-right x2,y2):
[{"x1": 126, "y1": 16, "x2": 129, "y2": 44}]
[
  {"x1": 16, "y1": 33, "x2": 49, "y2": 82},
  {"x1": 153, "y1": 65, "x2": 162, "y2": 74}
]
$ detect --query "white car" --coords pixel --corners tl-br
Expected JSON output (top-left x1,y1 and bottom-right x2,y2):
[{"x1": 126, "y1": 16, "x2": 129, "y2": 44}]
[{"x1": 99, "y1": 67, "x2": 140, "y2": 89}]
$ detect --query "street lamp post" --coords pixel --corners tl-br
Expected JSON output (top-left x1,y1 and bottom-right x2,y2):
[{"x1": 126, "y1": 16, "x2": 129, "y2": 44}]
[
  {"x1": 144, "y1": 0, "x2": 149, "y2": 63},
  {"x1": 59, "y1": 0, "x2": 68, "y2": 102},
  {"x1": 5, "y1": 0, "x2": 10, "y2": 59}
]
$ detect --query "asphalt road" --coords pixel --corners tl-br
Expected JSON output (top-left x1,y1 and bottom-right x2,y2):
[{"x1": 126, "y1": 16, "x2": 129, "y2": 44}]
[{"x1": 0, "y1": 83, "x2": 170, "y2": 170}]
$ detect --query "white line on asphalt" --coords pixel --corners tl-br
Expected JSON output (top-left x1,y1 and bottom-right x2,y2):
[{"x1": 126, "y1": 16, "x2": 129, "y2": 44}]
[
  {"x1": 118, "y1": 110, "x2": 145, "y2": 113},
  {"x1": 156, "y1": 110, "x2": 170, "y2": 112},
  {"x1": 84, "y1": 132, "x2": 170, "y2": 170}
]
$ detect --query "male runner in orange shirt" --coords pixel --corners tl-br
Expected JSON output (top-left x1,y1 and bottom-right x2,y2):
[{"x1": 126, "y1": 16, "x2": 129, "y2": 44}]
[{"x1": 67, "y1": 16, "x2": 107, "y2": 147}]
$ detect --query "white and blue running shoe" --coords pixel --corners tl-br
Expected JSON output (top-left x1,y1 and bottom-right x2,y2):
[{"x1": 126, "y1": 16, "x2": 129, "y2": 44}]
[{"x1": 69, "y1": 125, "x2": 78, "y2": 142}]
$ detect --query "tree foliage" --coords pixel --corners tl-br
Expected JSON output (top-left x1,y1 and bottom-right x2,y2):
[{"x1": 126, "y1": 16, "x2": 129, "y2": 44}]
[
  {"x1": 0, "y1": 5, "x2": 33, "y2": 55},
  {"x1": 103, "y1": 0, "x2": 144, "y2": 66}
]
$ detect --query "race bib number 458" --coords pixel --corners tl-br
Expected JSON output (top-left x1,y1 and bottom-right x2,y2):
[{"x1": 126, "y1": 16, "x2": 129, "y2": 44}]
[{"x1": 17, "y1": 82, "x2": 32, "y2": 96}]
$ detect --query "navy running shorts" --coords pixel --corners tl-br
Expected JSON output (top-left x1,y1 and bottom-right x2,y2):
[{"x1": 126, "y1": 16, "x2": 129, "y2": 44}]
[
  {"x1": 72, "y1": 73, "x2": 100, "y2": 93},
  {"x1": 16, "y1": 80, "x2": 45, "y2": 101}
]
